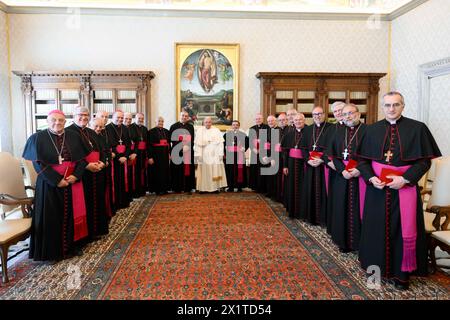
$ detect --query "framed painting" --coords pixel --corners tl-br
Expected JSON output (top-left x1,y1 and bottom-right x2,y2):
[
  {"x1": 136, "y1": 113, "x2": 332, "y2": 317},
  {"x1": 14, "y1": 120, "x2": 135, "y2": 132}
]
[{"x1": 175, "y1": 43, "x2": 239, "y2": 131}]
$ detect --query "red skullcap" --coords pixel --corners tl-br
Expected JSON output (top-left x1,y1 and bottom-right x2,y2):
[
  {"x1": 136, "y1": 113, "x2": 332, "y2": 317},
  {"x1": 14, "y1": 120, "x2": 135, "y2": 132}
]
[{"x1": 48, "y1": 109, "x2": 66, "y2": 117}]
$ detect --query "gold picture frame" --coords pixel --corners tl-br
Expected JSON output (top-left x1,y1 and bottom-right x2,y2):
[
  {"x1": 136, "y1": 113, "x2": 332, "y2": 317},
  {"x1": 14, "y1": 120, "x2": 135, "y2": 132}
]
[{"x1": 175, "y1": 43, "x2": 239, "y2": 131}]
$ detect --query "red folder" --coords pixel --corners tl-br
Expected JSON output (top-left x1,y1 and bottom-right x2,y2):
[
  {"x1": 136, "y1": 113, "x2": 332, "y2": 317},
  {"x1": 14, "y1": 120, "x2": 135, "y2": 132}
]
[
  {"x1": 379, "y1": 168, "x2": 402, "y2": 184},
  {"x1": 345, "y1": 159, "x2": 358, "y2": 171},
  {"x1": 64, "y1": 166, "x2": 74, "y2": 180},
  {"x1": 309, "y1": 151, "x2": 323, "y2": 161}
]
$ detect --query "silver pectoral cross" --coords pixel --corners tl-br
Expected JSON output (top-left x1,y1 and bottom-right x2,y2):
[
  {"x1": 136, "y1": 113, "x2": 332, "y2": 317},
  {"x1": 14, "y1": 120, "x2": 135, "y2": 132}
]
[
  {"x1": 342, "y1": 148, "x2": 349, "y2": 160},
  {"x1": 384, "y1": 150, "x2": 393, "y2": 162},
  {"x1": 58, "y1": 155, "x2": 64, "y2": 165},
  {"x1": 312, "y1": 144, "x2": 317, "y2": 151},
  {"x1": 119, "y1": 139, "x2": 123, "y2": 145}
]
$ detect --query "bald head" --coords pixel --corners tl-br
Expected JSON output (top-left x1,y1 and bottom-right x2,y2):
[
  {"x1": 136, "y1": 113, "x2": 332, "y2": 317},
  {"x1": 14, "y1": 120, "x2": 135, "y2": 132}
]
[
  {"x1": 277, "y1": 113, "x2": 287, "y2": 128},
  {"x1": 95, "y1": 111, "x2": 109, "y2": 126},
  {"x1": 267, "y1": 115, "x2": 276, "y2": 128},
  {"x1": 255, "y1": 113, "x2": 263, "y2": 126},
  {"x1": 112, "y1": 111, "x2": 124, "y2": 126}
]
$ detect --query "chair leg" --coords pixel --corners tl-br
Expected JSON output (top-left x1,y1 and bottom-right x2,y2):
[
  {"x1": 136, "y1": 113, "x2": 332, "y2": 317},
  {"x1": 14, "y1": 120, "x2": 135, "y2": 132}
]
[
  {"x1": 429, "y1": 238, "x2": 438, "y2": 274},
  {"x1": 0, "y1": 245, "x2": 9, "y2": 283}
]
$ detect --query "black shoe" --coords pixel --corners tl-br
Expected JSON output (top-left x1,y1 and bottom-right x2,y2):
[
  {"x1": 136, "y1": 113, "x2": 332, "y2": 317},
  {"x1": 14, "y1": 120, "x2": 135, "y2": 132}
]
[
  {"x1": 212, "y1": 190, "x2": 219, "y2": 194},
  {"x1": 227, "y1": 188, "x2": 234, "y2": 192},
  {"x1": 237, "y1": 188, "x2": 242, "y2": 192},
  {"x1": 393, "y1": 279, "x2": 409, "y2": 291}
]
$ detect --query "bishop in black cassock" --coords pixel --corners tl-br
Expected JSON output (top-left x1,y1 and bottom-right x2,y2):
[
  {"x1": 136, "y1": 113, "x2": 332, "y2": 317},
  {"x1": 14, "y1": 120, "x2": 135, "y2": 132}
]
[
  {"x1": 223, "y1": 121, "x2": 248, "y2": 192},
  {"x1": 148, "y1": 117, "x2": 171, "y2": 195},
  {"x1": 23, "y1": 110, "x2": 89, "y2": 261},
  {"x1": 281, "y1": 114, "x2": 308, "y2": 219},
  {"x1": 67, "y1": 109, "x2": 109, "y2": 240},
  {"x1": 357, "y1": 92, "x2": 441, "y2": 290},
  {"x1": 300, "y1": 107, "x2": 332, "y2": 226},
  {"x1": 128, "y1": 113, "x2": 149, "y2": 198},
  {"x1": 327, "y1": 104, "x2": 366, "y2": 253},
  {"x1": 105, "y1": 111, "x2": 132, "y2": 210},
  {"x1": 248, "y1": 114, "x2": 270, "y2": 193},
  {"x1": 169, "y1": 111, "x2": 195, "y2": 193}
]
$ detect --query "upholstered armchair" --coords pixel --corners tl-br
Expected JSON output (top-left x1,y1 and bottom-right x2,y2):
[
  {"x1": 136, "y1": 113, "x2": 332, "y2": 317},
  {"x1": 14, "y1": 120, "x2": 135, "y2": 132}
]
[{"x1": 0, "y1": 152, "x2": 33, "y2": 283}]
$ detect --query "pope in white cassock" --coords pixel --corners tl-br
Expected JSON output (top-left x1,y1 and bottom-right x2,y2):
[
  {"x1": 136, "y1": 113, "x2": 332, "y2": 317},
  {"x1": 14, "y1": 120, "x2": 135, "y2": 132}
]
[{"x1": 194, "y1": 117, "x2": 228, "y2": 192}]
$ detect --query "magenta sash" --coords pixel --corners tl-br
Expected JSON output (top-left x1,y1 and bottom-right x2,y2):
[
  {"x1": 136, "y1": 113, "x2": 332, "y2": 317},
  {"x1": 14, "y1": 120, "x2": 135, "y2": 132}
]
[
  {"x1": 324, "y1": 165, "x2": 330, "y2": 196},
  {"x1": 264, "y1": 142, "x2": 271, "y2": 150},
  {"x1": 289, "y1": 148, "x2": 303, "y2": 159},
  {"x1": 153, "y1": 139, "x2": 169, "y2": 147},
  {"x1": 51, "y1": 162, "x2": 88, "y2": 241},
  {"x1": 85, "y1": 151, "x2": 100, "y2": 163},
  {"x1": 116, "y1": 144, "x2": 126, "y2": 154},
  {"x1": 130, "y1": 143, "x2": 135, "y2": 151},
  {"x1": 138, "y1": 141, "x2": 146, "y2": 150},
  {"x1": 372, "y1": 161, "x2": 417, "y2": 272},
  {"x1": 343, "y1": 160, "x2": 366, "y2": 220},
  {"x1": 275, "y1": 143, "x2": 282, "y2": 153}
]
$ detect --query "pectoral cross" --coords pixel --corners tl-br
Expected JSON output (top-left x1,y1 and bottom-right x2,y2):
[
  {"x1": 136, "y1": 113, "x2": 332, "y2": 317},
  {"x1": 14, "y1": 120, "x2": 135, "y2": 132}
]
[
  {"x1": 342, "y1": 148, "x2": 349, "y2": 160},
  {"x1": 58, "y1": 155, "x2": 64, "y2": 165},
  {"x1": 119, "y1": 139, "x2": 123, "y2": 145},
  {"x1": 312, "y1": 144, "x2": 317, "y2": 151},
  {"x1": 384, "y1": 150, "x2": 393, "y2": 162}
]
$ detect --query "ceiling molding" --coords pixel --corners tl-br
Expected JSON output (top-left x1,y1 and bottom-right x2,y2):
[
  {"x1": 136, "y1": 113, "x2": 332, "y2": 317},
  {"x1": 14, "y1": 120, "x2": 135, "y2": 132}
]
[
  {"x1": 2, "y1": 5, "x2": 393, "y2": 21},
  {"x1": 389, "y1": 0, "x2": 428, "y2": 20},
  {"x1": 0, "y1": 0, "x2": 428, "y2": 21}
]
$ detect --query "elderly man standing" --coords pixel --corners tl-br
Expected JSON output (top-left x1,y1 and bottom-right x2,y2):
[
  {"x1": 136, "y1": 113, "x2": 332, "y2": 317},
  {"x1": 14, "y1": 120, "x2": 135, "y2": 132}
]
[
  {"x1": 357, "y1": 91, "x2": 441, "y2": 290},
  {"x1": 324, "y1": 101, "x2": 346, "y2": 234},
  {"x1": 248, "y1": 113, "x2": 270, "y2": 193},
  {"x1": 105, "y1": 110, "x2": 132, "y2": 210},
  {"x1": 194, "y1": 117, "x2": 227, "y2": 193},
  {"x1": 328, "y1": 104, "x2": 366, "y2": 253},
  {"x1": 282, "y1": 113, "x2": 308, "y2": 219},
  {"x1": 67, "y1": 107, "x2": 109, "y2": 240},
  {"x1": 148, "y1": 116, "x2": 171, "y2": 195},
  {"x1": 223, "y1": 120, "x2": 248, "y2": 192},
  {"x1": 22, "y1": 110, "x2": 90, "y2": 261},
  {"x1": 169, "y1": 111, "x2": 195, "y2": 194},
  {"x1": 301, "y1": 106, "x2": 332, "y2": 226},
  {"x1": 128, "y1": 112, "x2": 148, "y2": 198}
]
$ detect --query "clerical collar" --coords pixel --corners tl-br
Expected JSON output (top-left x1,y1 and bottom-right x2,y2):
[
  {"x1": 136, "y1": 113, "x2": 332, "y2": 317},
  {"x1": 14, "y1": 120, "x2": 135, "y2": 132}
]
[
  {"x1": 315, "y1": 122, "x2": 323, "y2": 127},
  {"x1": 339, "y1": 121, "x2": 344, "y2": 125},
  {"x1": 296, "y1": 128, "x2": 302, "y2": 132},
  {"x1": 75, "y1": 123, "x2": 86, "y2": 130},
  {"x1": 386, "y1": 116, "x2": 402, "y2": 125},
  {"x1": 48, "y1": 128, "x2": 64, "y2": 136}
]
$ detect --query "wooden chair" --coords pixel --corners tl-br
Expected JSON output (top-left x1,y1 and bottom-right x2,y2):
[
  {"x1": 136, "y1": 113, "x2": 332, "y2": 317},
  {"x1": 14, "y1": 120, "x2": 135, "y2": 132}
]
[
  {"x1": 0, "y1": 152, "x2": 33, "y2": 283},
  {"x1": 425, "y1": 156, "x2": 450, "y2": 273},
  {"x1": 22, "y1": 158, "x2": 37, "y2": 197}
]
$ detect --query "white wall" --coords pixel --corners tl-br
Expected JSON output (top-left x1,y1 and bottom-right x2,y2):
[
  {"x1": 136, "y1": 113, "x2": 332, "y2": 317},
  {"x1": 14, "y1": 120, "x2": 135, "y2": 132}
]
[
  {"x1": 0, "y1": 10, "x2": 12, "y2": 153},
  {"x1": 391, "y1": 0, "x2": 450, "y2": 155},
  {"x1": 8, "y1": 13, "x2": 389, "y2": 156}
]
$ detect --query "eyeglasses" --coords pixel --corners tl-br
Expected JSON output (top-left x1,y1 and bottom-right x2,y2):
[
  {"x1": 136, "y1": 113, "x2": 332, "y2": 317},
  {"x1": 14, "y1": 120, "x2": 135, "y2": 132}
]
[
  {"x1": 383, "y1": 103, "x2": 403, "y2": 109},
  {"x1": 312, "y1": 112, "x2": 324, "y2": 116},
  {"x1": 342, "y1": 111, "x2": 357, "y2": 117}
]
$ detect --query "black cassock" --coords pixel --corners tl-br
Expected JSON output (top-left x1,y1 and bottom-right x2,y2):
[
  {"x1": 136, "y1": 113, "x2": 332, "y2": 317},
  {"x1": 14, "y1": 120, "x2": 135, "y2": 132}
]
[
  {"x1": 67, "y1": 124, "x2": 109, "y2": 239},
  {"x1": 128, "y1": 123, "x2": 149, "y2": 198},
  {"x1": 273, "y1": 126, "x2": 289, "y2": 203},
  {"x1": 23, "y1": 129, "x2": 89, "y2": 261},
  {"x1": 357, "y1": 116, "x2": 441, "y2": 282},
  {"x1": 248, "y1": 124, "x2": 270, "y2": 193},
  {"x1": 282, "y1": 126, "x2": 307, "y2": 219},
  {"x1": 169, "y1": 121, "x2": 195, "y2": 192},
  {"x1": 105, "y1": 123, "x2": 132, "y2": 210},
  {"x1": 99, "y1": 129, "x2": 115, "y2": 217},
  {"x1": 328, "y1": 123, "x2": 366, "y2": 252},
  {"x1": 266, "y1": 126, "x2": 282, "y2": 200},
  {"x1": 300, "y1": 122, "x2": 332, "y2": 226},
  {"x1": 323, "y1": 122, "x2": 345, "y2": 234},
  {"x1": 223, "y1": 130, "x2": 249, "y2": 191},
  {"x1": 148, "y1": 127, "x2": 171, "y2": 194}
]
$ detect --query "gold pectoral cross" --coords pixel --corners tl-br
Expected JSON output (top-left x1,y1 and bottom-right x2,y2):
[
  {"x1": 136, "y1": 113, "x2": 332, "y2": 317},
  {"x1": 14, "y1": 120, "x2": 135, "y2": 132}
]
[{"x1": 384, "y1": 150, "x2": 393, "y2": 162}]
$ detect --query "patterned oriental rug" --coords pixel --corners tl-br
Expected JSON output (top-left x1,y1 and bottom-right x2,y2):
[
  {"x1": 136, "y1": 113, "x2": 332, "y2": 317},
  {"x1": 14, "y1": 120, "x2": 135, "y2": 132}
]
[{"x1": 0, "y1": 193, "x2": 448, "y2": 300}]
